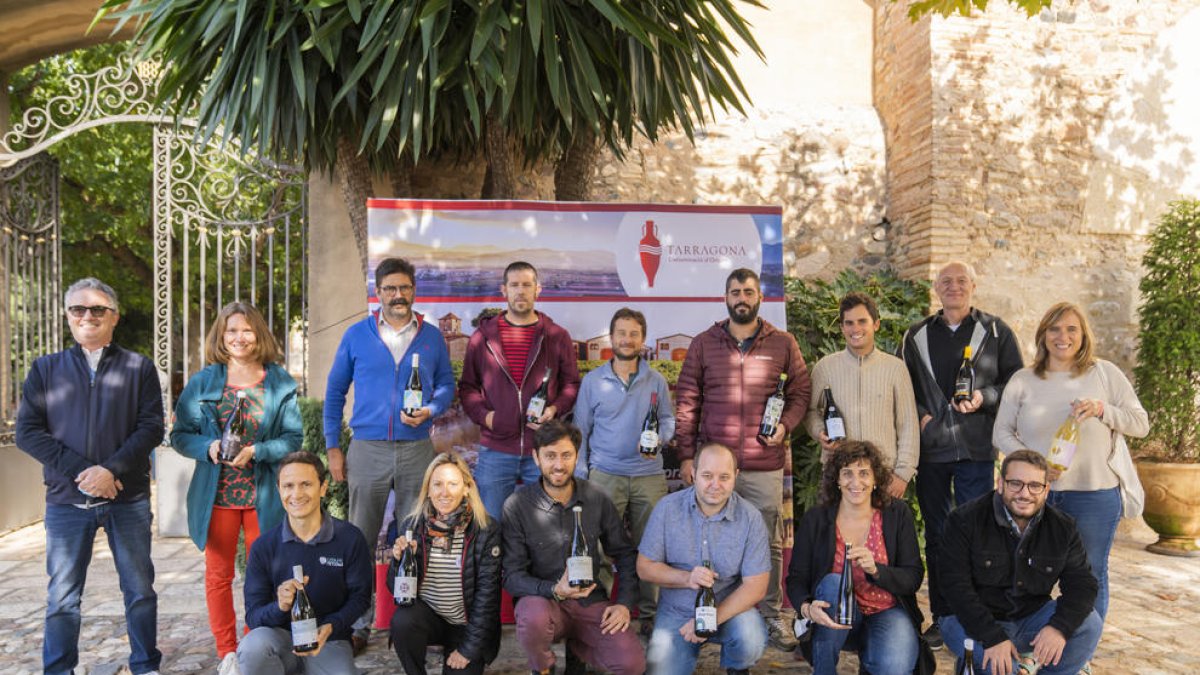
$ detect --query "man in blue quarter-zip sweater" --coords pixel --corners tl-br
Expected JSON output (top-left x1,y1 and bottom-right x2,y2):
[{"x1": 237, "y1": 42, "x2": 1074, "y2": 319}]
[
  {"x1": 239, "y1": 451, "x2": 373, "y2": 674},
  {"x1": 16, "y1": 277, "x2": 165, "y2": 675},
  {"x1": 323, "y1": 257, "x2": 455, "y2": 651}
]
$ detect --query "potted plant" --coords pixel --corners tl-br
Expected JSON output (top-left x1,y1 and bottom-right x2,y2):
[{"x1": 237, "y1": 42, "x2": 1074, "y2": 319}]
[{"x1": 1132, "y1": 199, "x2": 1200, "y2": 556}]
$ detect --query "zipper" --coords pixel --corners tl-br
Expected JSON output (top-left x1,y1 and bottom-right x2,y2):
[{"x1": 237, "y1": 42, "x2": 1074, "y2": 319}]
[
  {"x1": 460, "y1": 530, "x2": 475, "y2": 622},
  {"x1": 484, "y1": 333, "x2": 544, "y2": 460}
]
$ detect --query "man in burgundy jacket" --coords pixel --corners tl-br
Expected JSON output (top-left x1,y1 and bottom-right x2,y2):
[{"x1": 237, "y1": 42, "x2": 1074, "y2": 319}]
[
  {"x1": 460, "y1": 261, "x2": 582, "y2": 519},
  {"x1": 674, "y1": 267, "x2": 812, "y2": 652}
]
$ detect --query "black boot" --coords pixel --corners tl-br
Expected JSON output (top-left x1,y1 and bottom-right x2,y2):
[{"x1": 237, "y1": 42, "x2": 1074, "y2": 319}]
[{"x1": 564, "y1": 647, "x2": 587, "y2": 675}]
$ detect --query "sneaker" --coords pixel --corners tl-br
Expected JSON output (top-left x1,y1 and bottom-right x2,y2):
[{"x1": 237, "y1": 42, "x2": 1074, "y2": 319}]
[
  {"x1": 218, "y1": 653, "x2": 240, "y2": 675},
  {"x1": 923, "y1": 623, "x2": 945, "y2": 651},
  {"x1": 766, "y1": 615, "x2": 799, "y2": 652}
]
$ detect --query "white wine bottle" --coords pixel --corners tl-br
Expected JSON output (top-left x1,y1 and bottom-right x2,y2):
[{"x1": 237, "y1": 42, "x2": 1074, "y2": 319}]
[
  {"x1": 694, "y1": 560, "x2": 718, "y2": 638},
  {"x1": 1047, "y1": 410, "x2": 1080, "y2": 472}
]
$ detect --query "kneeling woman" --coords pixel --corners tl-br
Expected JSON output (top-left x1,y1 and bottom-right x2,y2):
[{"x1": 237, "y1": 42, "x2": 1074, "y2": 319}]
[
  {"x1": 786, "y1": 441, "x2": 924, "y2": 675},
  {"x1": 388, "y1": 452, "x2": 501, "y2": 675}
]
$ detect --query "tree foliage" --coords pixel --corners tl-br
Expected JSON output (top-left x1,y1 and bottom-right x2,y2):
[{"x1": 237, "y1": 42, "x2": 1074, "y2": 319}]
[
  {"x1": 1133, "y1": 199, "x2": 1200, "y2": 462},
  {"x1": 905, "y1": 0, "x2": 1055, "y2": 20},
  {"x1": 7, "y1": 44, "x2": 155, "y2": 353}
]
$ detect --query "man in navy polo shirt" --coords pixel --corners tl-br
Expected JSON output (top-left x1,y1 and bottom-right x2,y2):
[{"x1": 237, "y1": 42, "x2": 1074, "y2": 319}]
[
  {"x1": 238, "y1": 452, "x2": 372, "y2": 674},
  {"x1": 637, "y1": 442, "x2": 771, "y2": 675}
]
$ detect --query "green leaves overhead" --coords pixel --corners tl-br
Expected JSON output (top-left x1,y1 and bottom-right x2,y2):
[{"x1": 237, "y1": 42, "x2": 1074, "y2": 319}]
[
  {"x1": 904, "y1": 0, "x2": 1054, "y2": 21},
  {"x1": 96, "y1": 0, "x2": 763, "y2": 172}
]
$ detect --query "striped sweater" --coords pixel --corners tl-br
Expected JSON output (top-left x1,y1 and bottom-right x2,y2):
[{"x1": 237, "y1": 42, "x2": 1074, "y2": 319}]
[{"x1": 804, "y1": 348, "x2": 919, "y2": 481}]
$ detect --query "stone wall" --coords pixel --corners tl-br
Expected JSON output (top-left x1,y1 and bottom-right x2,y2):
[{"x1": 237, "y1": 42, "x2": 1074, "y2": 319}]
[{"x1": 875, "y1": 0, "x2": 1200, "y2": 371}]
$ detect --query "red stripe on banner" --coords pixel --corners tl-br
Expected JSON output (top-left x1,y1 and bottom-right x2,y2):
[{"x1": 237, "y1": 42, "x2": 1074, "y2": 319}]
[
  {"x1": 406, "y1": 295, "x2": 787, "y2": 303},
  {"x1": 366, "y1": 198, "x2": 782, "y2": 216}
]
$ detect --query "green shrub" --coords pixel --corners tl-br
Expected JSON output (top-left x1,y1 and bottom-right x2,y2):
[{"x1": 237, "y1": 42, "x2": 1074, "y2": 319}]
[
  {"x1": 784, "y1": 269, "x2": 931, "y2": 523},
  {"x1": 577, "y1": 359, "x2": 682, "y2": 384},
  {"x1": 298, "y1": 396, "x2": 350, "y2": 518},
  {"x1": 1133, "y1": 199, "x2": 1200, "y2": 462}
]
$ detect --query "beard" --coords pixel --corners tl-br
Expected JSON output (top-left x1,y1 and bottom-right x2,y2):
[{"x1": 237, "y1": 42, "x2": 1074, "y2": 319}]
[
  {"x1": 613, "y1": 347, "x2": 641, "y2": 361},
  {"x1": 726, "y1": 300, "x2": 761, "y2": 325}
]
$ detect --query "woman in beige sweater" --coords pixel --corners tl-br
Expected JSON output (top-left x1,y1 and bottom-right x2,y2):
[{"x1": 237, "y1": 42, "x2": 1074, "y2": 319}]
[{"x1": 993, "y1": 302, "x2": 1148, "y2": 621}]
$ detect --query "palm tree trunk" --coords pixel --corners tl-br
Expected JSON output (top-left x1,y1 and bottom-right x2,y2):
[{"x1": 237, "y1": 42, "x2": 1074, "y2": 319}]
[
  {"x1": 555, "y1": 126, "x2": 598, "y2": 201},
  {"x1": 482, "y1": 110, "x2": 516, "y2": 199},
  {"x1": 390, "y1": 154, "x2": 413, "y2": 198},
  {"x1": 335, "y1": 136, "x2": 372, "y2": 272}
]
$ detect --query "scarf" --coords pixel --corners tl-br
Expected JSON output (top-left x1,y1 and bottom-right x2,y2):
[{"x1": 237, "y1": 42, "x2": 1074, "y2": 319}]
[{"x1": 424, "y1": 500, "x2": 471, "y2": 554}]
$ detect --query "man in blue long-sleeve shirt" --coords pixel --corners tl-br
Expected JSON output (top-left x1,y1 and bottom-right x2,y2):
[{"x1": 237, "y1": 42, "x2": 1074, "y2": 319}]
[
  {"x1": 238, "y1": 452, "x2": 372, "y2": 674},
  {"x1": 323, "y1": 257, "x2": 455, "y2": 649},
  {"x1": 574, "y1": 307, "x2": 675, "y2": 632}
]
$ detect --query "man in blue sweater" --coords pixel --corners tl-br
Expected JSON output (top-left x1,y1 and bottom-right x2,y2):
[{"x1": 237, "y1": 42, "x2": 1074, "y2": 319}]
[
  {"x1": 238, "y1": 451, "x2": 372, "y2": 674},
  {"x1": 574, "y1": 307, "x2": 675, "y2": 633},
  {"x1": 16, "y1": 278, "x2": 165, "y2": 675},
  {"x1": 323, "y1": 257, "x2": 455, "y2": 649}
]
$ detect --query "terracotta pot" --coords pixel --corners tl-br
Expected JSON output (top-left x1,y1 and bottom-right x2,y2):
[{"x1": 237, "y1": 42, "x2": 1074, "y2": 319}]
[{"x1": 1135, "y1": 461, "x2": 1200, "y2": 557}]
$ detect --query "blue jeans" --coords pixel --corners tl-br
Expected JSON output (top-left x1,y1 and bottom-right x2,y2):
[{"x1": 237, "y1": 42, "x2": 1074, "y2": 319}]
[
  {"x1": 475, "y1": 447, "x2": 542, "y2": 519},
  {"x1": 915, "y1": 459, "x2": 995, "y2": 618},
  {"x1": 238, "y1": 626, "x2": 357, "y2": 674},
  {"x1": 939, "y1": 601, "x2": 1103, "y2": 675},
  {"x1": 646, "y1": 608, "x2": 767, "y2": 675},
  {"x1": 810, "y1": 574, "x2": 918, "y2": 675},
  {"x1": 44, "y1": 500, "x2": 160, "y2": 675},
  {"x1": 1049, "y1": 487, "x2": 1120, "y2": 620}
]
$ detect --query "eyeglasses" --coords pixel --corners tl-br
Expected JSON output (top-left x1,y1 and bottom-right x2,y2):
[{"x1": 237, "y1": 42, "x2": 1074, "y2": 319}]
[
  {"x1": 1003, "y1": 479, "x2": 1047, "y2": 495},
  {"x1": 67, "y1": 305, "x2": 116, "y2": 318},
  {"x1": 378, "y1": 285, "x2": 414, "y2": 296}
]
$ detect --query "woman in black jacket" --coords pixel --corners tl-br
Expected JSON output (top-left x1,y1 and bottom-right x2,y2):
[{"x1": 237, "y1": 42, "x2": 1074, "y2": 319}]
[
  {"x1": 786, "y1": 441, "x2": 924, "y2": 675},
  {"x1": 387, "y1": 452, "x2": 502, "y2": 675}
]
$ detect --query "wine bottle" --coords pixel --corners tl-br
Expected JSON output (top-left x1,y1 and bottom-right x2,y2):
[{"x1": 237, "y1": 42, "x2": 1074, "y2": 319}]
[
  {"x1": 953, "y1": 346, "x2": 975, "y2": 404},
  {"x1": 526, "y1": 368, "x2": 551, "y2": 424},
  {"x1": 403, "y1": 353, "x2": 423, "y2": 416},
  {"x1": 638, "y1": 392, "x2": 661, "y2": 457},
  {"x1": 959, "y1": 638, "x2": 977, "y2": 675},
  {"x1": 290, "y1": 564, "x2": 319, "y2": 653},
  {"x1": 394, "y1": 528, "x2": 419, "y2": 606},
  {"x1": 1047, "y1": 410, "x2": 1080, "y2": 472},
  {"x1": 835, "y1": 542, "x2": 856, "y2": 626},
  {"x1": 218, "y1": 390, "x2": 246, "y2": 462},
  {"x1": 823, "y1": 387, "x2": 846, "y2": 442},
  {"x1": 694, "y1": 559, "x2": 718, "y2": 638},
  {"x1": 566, "y1": 505, "x2": 593, "y2": 588},
  {"x1": 759, "y1": 373, "x2": 788, "y2": 437}
]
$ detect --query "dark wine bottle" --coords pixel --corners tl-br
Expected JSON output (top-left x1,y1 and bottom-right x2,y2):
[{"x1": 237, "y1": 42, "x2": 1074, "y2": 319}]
[
  {"x1": 566, "y1": 505, "x2": 592, "y2": 588},
  {"x1": 290, "y1": 564, "x2": 319, "y2": 653},
  {"x1": 393, "y1": 528, "x2": 418, "y2": 606},
  {"x1": 823, "y1": 387, "x2": 846, "y2": 442},
  {"x1": 694, "y1": 559, "x2": 718, "y2": 638},
  {"x1": 835, "y1": 542, "x2": 856, "y2": 627},
  {"x1": 959, "y1": 638, "x2": 977, "y2": 675},
  {"x1": 759, "y1": 373, "x2": 788, "y2": 437},
  {"x1": 638, "y1": 392, "x2": 661, "y2": 457},
  {"x1": 403, "y1": 353, "x2": 423, "y2": 416},
  {"x1": 526, "y1": 368, "x2": 551, "y2": 424},
  {"x1": 218, "y1": 390, "x2": 246, "y2": 462},
  {"x1": 954, "y1": 345, "x2": 975, "y2": 404}
]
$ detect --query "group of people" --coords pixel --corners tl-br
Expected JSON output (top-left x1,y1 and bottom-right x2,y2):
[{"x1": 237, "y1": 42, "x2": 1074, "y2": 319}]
[{"x1": 14, "y1": 256, "x2": 1146, "y2": 675}]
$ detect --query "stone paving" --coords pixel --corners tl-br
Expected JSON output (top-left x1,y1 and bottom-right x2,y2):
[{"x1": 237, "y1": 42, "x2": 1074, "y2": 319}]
[{"x1": 0, "y1": 518, "x2": 1195, "y2": 674}]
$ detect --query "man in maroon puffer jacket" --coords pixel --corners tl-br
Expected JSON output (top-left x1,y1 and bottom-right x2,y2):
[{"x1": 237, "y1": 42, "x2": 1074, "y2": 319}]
[{"x1": 674, "y1": 267, "x2": 811, "y2": 652}]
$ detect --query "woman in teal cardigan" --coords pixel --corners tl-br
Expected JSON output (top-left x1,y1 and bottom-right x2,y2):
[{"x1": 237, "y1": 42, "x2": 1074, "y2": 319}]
[{"x1": 171, "y1": 302, "x2": 303, "y2": 673}]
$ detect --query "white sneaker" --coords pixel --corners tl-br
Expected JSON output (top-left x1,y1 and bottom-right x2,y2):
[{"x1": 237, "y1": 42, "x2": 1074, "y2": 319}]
[{"x1": 218, "y1": 652, "x2": 241, "y2": 675}]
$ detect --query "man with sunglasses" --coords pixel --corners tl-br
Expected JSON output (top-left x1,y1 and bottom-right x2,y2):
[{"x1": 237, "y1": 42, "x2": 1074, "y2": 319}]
[
  {"x1": 323, "y1": 256, "x2": 456, "y2": 653},
  {"x1": 938, "y1": 450, "x2": 1102, "y2": 675},
  {"x1": 16, "y1": 278, "x2": 165, "y2": 675}
]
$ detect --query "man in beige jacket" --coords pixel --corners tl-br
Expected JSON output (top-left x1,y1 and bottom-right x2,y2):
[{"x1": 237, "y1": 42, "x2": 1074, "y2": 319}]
[{"x1": 805, "y1": 292, "x2": 918, "y2": 498}]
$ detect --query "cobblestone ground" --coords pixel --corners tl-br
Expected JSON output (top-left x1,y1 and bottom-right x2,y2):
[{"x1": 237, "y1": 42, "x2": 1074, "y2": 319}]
[{"x1": 0, "y1": 519, "x2": 1195, "y2": 674}]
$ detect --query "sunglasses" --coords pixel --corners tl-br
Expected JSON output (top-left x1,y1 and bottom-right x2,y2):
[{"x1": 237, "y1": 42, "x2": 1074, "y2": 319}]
[{"x1": 67, "y1": 305, "x2": 116, "y2": 318}]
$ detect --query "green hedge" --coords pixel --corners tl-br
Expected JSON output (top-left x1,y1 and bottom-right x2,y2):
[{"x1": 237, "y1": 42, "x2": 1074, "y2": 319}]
[{"x1": 298, "y1": 397, "x2": 351, "y2": 519}]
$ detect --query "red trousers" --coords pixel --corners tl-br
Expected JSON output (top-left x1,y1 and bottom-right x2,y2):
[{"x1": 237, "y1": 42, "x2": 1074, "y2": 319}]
[
  {"x1": 206, "y1": 506, "x2": 260, "y2": 657},
  {"x1": 515, "y1": 595, "x2": 646, "y2": 674}
]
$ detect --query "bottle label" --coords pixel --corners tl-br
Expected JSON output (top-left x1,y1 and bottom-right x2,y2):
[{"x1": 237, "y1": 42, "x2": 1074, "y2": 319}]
[
  {"x1": 566, "y1": 556, "x2": 592, "y2": 584},
  {"x1": 394, "y1": 575, "x2": 418, "y2": 601},
  {"x1": 955, "y1": 379, "x2": 972, "y2": 399},
  {"x1": 639, "y1": 430, "x2": 660, "y2": 451},
  {"x1": 403, "y1": 389, "x2": 422, "y2": 411},
  {"x1": 1048, "y1": 439, "x2": 1077, "y2": 471},
  {"x1": 291, "y1": 617, "x2": 318, "y2": 646},
  {"x1": 695, "y1": 605, "x2": 718, "y2": 633},
  {"x1": 527, "y1": 397, "x2": 546, "y2": 419},
  {"x1": 825, "y1": 417, "x2": 846, "y2": 440},
  {"x1": 762, "y1": 397, "x2": 784, "y2": 425}
]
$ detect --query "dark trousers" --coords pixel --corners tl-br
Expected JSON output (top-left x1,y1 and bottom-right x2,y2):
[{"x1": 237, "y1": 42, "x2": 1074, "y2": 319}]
[
  {"x1": 915, "y1": 459, "x2": 994, "y2": 618},
  {"x1": 390, "y1": 598, "x2": 485, "y2": 675}
]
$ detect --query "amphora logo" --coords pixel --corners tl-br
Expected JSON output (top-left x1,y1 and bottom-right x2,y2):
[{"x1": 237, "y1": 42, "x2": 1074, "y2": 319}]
[{"x1": 616, "y1": 212, "x2": 761, "y2": 296}]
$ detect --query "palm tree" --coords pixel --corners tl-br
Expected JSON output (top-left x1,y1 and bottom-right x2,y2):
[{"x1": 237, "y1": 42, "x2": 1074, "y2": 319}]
[{"x1": 99, "y1": 0, "x2": 764, "y2": 270}]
